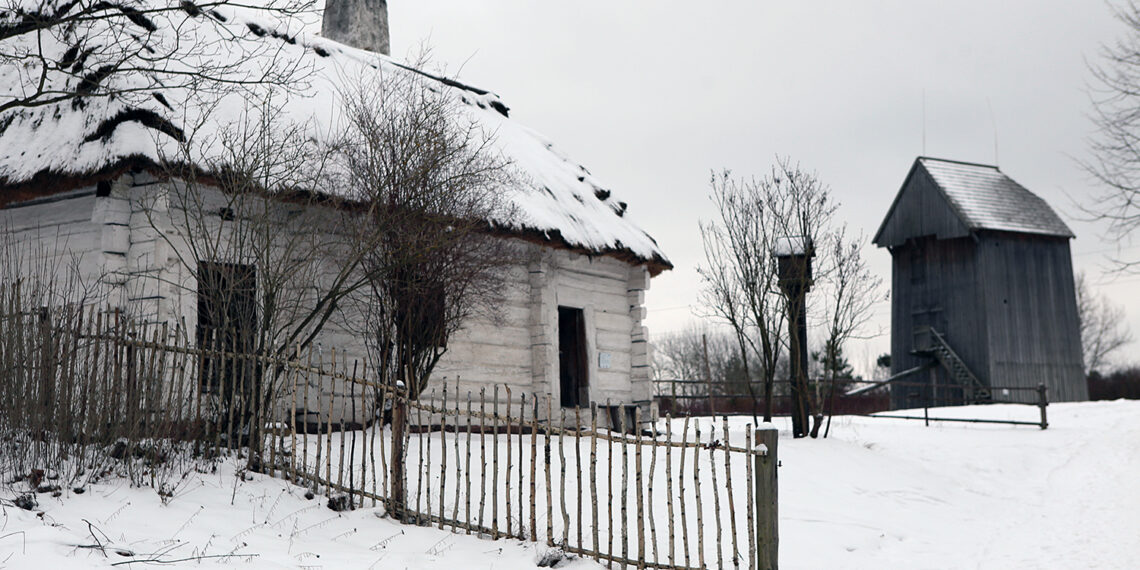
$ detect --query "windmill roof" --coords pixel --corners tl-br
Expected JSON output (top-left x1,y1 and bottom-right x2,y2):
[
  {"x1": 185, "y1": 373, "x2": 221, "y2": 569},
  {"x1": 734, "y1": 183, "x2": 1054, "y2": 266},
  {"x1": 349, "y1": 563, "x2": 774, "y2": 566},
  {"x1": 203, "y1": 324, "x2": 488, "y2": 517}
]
[
  {"x1": 873, "y1": 157, "x2": 1073, "y2": 247},
  {"x1": 917, "y1": 157, "x2": 1073, "y2": 238}
]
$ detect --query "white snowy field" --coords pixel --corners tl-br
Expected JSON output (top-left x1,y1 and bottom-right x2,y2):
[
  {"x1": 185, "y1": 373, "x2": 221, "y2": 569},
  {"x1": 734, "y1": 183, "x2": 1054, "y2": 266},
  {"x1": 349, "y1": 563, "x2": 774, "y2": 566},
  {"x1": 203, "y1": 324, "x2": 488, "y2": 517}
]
[{"x1": 1, "y1": 399, "x2": 1137, "y2": 568}]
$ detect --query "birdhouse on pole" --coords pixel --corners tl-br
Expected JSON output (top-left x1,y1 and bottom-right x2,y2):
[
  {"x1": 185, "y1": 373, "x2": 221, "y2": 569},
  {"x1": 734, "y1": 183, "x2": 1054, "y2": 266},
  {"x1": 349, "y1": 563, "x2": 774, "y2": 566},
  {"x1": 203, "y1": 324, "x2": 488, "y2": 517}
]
[
  {"x1": 773, "y1": 236, "x2": 815, "y2": 438},
  {"x1": 774, "y1": 236, "x2": 814, "y2": 291}
]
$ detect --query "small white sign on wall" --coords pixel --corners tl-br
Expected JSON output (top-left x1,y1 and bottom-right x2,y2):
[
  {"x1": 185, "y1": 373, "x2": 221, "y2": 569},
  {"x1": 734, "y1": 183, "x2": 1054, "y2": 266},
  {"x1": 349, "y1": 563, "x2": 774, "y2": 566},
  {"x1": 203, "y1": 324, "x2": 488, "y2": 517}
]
[{"x1": 598, "y1": 352, "x2": 612, "y2": 369}]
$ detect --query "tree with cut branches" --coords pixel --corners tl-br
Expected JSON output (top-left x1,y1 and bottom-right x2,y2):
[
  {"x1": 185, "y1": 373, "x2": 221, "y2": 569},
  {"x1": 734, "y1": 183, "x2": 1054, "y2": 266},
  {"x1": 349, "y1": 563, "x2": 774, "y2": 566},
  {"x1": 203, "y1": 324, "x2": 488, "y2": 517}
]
[{"x1": 699, "y1": 157, "x2": 881, "y2": 437}]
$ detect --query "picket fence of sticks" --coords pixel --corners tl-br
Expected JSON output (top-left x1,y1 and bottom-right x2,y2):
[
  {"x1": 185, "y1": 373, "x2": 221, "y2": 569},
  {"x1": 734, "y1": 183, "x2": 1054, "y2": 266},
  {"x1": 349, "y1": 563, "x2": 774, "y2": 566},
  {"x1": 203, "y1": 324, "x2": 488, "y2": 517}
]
[{"x1": 0, "y1": 304, "x2": 779, "y2": 570}]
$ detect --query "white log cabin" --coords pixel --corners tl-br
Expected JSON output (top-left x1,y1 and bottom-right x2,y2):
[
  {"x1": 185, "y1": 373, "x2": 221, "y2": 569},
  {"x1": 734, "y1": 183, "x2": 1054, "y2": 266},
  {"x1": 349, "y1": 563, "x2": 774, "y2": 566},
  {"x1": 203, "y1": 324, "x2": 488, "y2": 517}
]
[{"x1": 0, "y1": 0, "x2": 670, "y2": 428}]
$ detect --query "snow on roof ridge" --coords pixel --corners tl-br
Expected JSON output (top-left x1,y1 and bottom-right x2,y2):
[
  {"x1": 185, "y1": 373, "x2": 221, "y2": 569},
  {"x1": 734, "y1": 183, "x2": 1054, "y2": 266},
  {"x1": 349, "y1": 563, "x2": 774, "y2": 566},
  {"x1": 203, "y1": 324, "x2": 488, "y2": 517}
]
[{"x1": 0, "y1": 0, "x2": 669, "y2": 271}]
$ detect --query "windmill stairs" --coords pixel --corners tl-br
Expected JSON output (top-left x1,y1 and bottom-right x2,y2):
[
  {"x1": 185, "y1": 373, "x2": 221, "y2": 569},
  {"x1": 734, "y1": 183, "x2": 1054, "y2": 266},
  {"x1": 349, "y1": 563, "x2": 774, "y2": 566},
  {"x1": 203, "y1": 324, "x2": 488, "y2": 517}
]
[{"x1": 913, "y1": 326, "x2": 991, "y2": 404}]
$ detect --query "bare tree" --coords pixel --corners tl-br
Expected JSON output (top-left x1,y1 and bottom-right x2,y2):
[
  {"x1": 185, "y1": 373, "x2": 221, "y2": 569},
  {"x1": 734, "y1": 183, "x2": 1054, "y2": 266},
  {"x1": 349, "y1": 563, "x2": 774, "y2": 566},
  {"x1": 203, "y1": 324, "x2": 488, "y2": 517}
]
[
  {"x1": 332, "y1": 72, "x2": 518, "y2": 401},
  {"x1": 0, "y1": 0, "x2": 312, "y2": 113},
  {"x1": 1086, "y1": 0, "x2": 1140, "y2": 268},
  {"x1": 698, "y1": 170, "x2": 786, "y2": 422},
  {"x1": 698, "y1": 158, "x2": 881, "y2": 437},
  {"x1": 1076, "y1": 272, "x2": 1133, "y2": 374}
]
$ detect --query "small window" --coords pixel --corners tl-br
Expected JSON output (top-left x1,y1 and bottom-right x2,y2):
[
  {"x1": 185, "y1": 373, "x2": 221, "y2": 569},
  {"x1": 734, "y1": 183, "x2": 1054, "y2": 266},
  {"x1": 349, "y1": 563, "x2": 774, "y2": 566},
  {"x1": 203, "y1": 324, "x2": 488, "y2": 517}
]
[{"x1": 197, "y1": 262, "x2": 258, "y2": 393}]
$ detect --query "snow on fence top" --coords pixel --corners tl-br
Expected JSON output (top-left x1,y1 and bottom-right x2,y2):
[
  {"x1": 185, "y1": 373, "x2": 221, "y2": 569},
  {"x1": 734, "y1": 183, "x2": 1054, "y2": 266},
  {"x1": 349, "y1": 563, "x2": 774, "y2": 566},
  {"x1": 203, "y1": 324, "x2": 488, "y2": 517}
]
[{"x1": 0, "y1": 0, "x2": 670, "y2": 273}]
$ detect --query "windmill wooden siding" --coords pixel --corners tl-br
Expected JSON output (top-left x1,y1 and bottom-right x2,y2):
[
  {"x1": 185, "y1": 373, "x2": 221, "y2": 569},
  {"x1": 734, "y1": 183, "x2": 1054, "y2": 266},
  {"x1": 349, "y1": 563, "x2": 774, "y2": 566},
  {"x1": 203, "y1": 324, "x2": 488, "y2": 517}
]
[{"x1": 875, "y1": 157, "x2": 1086, "y2": 408}]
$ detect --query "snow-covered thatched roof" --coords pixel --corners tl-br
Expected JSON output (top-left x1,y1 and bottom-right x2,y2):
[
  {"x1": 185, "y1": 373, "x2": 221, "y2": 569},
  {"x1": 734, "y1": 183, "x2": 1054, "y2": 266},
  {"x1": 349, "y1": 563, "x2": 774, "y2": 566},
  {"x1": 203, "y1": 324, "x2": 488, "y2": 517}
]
[{"x1": 0, "y1": 0, "x2": 670, "y2": 273}]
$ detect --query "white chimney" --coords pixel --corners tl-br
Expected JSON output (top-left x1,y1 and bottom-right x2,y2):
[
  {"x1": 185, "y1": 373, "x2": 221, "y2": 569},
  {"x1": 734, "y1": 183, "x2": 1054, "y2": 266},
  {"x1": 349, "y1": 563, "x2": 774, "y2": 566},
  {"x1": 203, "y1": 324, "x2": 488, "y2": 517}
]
[{"x1": 321, "y1": 0, "x2": 390, "y2": 55}]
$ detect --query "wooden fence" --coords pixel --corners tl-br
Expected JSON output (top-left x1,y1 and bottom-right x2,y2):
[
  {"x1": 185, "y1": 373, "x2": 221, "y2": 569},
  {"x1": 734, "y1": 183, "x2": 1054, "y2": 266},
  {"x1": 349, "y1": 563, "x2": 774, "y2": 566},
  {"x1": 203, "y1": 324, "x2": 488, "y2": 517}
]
[{"x1": 0, "y1": 304, "x2": 780, "y2": 570}]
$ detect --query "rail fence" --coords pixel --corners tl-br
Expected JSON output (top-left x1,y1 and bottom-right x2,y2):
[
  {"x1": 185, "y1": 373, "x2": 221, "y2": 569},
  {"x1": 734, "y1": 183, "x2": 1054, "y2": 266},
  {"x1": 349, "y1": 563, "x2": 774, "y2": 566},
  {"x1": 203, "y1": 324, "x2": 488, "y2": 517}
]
[
  {"x1": 656, "y1": 376, "x2": 1048, "y2": 430},
  {"x1": 0, "y1": 301, "x2": 779, "y2": 570}
]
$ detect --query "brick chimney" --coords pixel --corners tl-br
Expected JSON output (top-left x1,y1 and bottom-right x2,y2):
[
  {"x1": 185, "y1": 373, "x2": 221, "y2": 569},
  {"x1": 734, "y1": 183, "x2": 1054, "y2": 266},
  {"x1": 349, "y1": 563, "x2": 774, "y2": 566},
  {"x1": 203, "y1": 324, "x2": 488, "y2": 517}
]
[{"x1": 322, "y1": 0, "x2": 390, "y2": 55}]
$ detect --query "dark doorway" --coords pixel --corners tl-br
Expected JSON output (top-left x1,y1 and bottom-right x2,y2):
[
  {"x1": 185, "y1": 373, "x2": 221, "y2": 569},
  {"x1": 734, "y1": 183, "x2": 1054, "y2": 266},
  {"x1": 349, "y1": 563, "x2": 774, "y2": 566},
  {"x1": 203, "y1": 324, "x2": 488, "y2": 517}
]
[
  {"x1": 197, "y1": 262, "x2": 258, "y2": 393},
  {"x1": 558, "y1": 306, "x2": 588, "y2": 408}
]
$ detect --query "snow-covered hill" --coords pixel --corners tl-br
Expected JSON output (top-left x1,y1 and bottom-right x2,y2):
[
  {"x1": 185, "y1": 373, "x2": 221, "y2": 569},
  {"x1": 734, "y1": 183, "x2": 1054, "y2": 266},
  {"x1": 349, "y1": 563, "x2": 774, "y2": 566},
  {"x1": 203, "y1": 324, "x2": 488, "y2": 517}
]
[{"x1": 2, "y1": 400, "x2": 1137, "y2": 568}]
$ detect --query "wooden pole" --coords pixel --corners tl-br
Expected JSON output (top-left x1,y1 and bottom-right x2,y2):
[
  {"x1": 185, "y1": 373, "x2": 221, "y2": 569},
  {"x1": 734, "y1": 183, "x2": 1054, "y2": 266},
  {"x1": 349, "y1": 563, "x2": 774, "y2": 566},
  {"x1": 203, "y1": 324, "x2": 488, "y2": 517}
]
[
  {"x1": 608, "y1": 401, "x2": 615, "y2": 568},
  {"x1": 424, "y1": 389, "x2": 434, "y2": 524},
  {"x1": 724, "y1": 418, "x2": 740, "y2": 570},
  {"x1": 590, "y1": 402, "x2": 600, "y2": 562},
  {"x1": 575, "y1": 405, "x2": 583, "y2": 550},
  {"x1": 634, "y1": 407, "x2": 645, "y2": 569},
  {"x1": 678, "y1": 417, "x2": 691, "y2": 567},
  {"x1": 479, "y1": 387, "x2": 488, "y2": 535},
  {"x1": 415, "y1": 386, "x2": 425, "y2": 518},
  {"x1": 465, "y1": 391, "x2": 474, "y2": 534},
  {"x1": 710, "y1": 420, "x2": 723, "y2": 570},
  {"x1": 745, "y1": 426, "x2": 756, "y2": 570},
  {"x1": 755, "y1": 426, "x2": 778, "y2": 570},
  {"x1": 504, "y1": 386, "x2": 512, "y2": 538},
  {"x1": 438, "y1": 382, "x2": 448, "y2": 529},
  {"x1": 390, "y1": 378, "x2": 407, "y2": 521},
  {"x1": 493, "y1": 385, "x2": 501, "y2": 539},
  {"x1": 620, "y1": 407, "x2": 629, "y2": 568},
  {"x1": 665, "y1": 415, "x2": 675, "y2": 568},
  {"x1": 1037, "y1": 383, "x2": 1049, "y2": 430},
  {"x1": 545, "y1": 395, "x2": 553, "y2": 546},
  {"x1": 559, "y1": 406, "x2": 569, "y2": 546},
  {"x1": 647, "y1": 418, "x2": 658, "y2": 564},
  {"x1": 519, "y1": 391, "x2": 526, "y2": 537},
  {"x1": 451, "y1": 381, "x2": 462, "y2": 529},
  {"x1": 694, "y1": 422, "x2": 706, "y2": 570},
  {"x1": 529, "y1": 393, "x2": 538, "y2": 543}
]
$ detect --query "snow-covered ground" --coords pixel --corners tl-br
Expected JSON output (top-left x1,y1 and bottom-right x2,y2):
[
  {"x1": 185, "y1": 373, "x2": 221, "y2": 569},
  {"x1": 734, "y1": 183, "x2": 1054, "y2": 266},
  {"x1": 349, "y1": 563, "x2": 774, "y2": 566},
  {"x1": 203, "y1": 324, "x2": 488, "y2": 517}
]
[{"x1": 2, "y1": 400, "x2": 1137, "y2": 568}]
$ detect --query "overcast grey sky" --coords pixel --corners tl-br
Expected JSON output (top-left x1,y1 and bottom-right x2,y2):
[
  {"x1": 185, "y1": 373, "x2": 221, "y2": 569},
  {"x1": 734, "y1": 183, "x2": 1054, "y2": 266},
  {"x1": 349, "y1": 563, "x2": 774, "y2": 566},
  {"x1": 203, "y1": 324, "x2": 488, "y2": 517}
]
[{"x1": 387, "y1": 1, "x2": 1135, "y2": 373}]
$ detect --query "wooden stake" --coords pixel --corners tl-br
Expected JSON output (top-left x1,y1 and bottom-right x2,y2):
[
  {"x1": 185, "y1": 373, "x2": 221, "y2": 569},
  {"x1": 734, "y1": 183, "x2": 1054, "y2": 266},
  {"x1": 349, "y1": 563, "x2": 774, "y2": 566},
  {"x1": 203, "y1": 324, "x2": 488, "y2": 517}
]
[
  {"x1": 665, "y1": 415, "x2": 674, "y2": 567},
  {"x1": 608, "y1": 401, "x2": 615, "y2": 569},
  {"x1": 678, "y1": 417, "x2": 690, "y2": 567},
  {"x1": 545, "y1": 395, "x2": 553, "y2": 546},
  {"x1": 647, "y1": 414, "x2": 659, "y2": 564},
  {"x1": 415, "y1": 387, "x2": 425, "y2": 519},
  {"x1": 620, "y1": 407, "x2": 629, "y2": 568},
  {"x1": 451, "y1": 381, "x2": 462, "y2": 529},
  {"x1": 745, "y1": 426, "x2": 756, "y2": 570},
  {"x1": 504, "y1": 386, "x2": 513, "y2": 538},
  {"x1": 710, "y1": 422, "x2": 723, "y2": 570},
  {"x1": 465, "y1": 391, "x2": 473, "y2": 534},
  {"x1": 438, "y1": 382, "x2": 448, "y2": 530},
  {"x1": 493, "y1": 385, "x2": 501, "y2": 539},
  {"x1": 519, "y1": 391, "x2": 526, "y2": 538},
  {"x1": 559, "y1": 406, "x2": 569, "y2": 547},
  {"x1": 478, "y1": 387, "x2": 488, "y2": 535},
  {"x1": 694, "y1": 422, "x2": 706, "y2": 570},
  {"x1": 424, "y1": 389, "x2": 434, "y2": 524},
  {"x1": 634, "y1": 407, "x2": 645, "y2": 569},
  {"x1": 724, "y1": 418, "x2": 740, "y2": 569},
  {"x1": 590, "y1": 402, "x2": 600, "y2": 562},
  {"x1": 529, "y1": 393, "x2": 538, "y2": 543},
  {"x1": 575, "y1": 405, "x2": 583, "y2": 550}
]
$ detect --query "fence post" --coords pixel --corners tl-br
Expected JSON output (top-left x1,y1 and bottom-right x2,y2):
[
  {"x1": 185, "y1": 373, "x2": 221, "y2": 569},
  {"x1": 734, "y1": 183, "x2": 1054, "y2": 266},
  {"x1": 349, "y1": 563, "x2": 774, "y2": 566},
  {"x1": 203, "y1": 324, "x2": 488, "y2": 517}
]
[
  {"x1": 390, "y1": 382, "x2": 407, "y2": 520},
  {"x1": 755, "y1": 426, "x2": 778, "y2": 570},
  {"x1": 1037, "y1": 383, "x2": 1048, "y2": 430}
]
